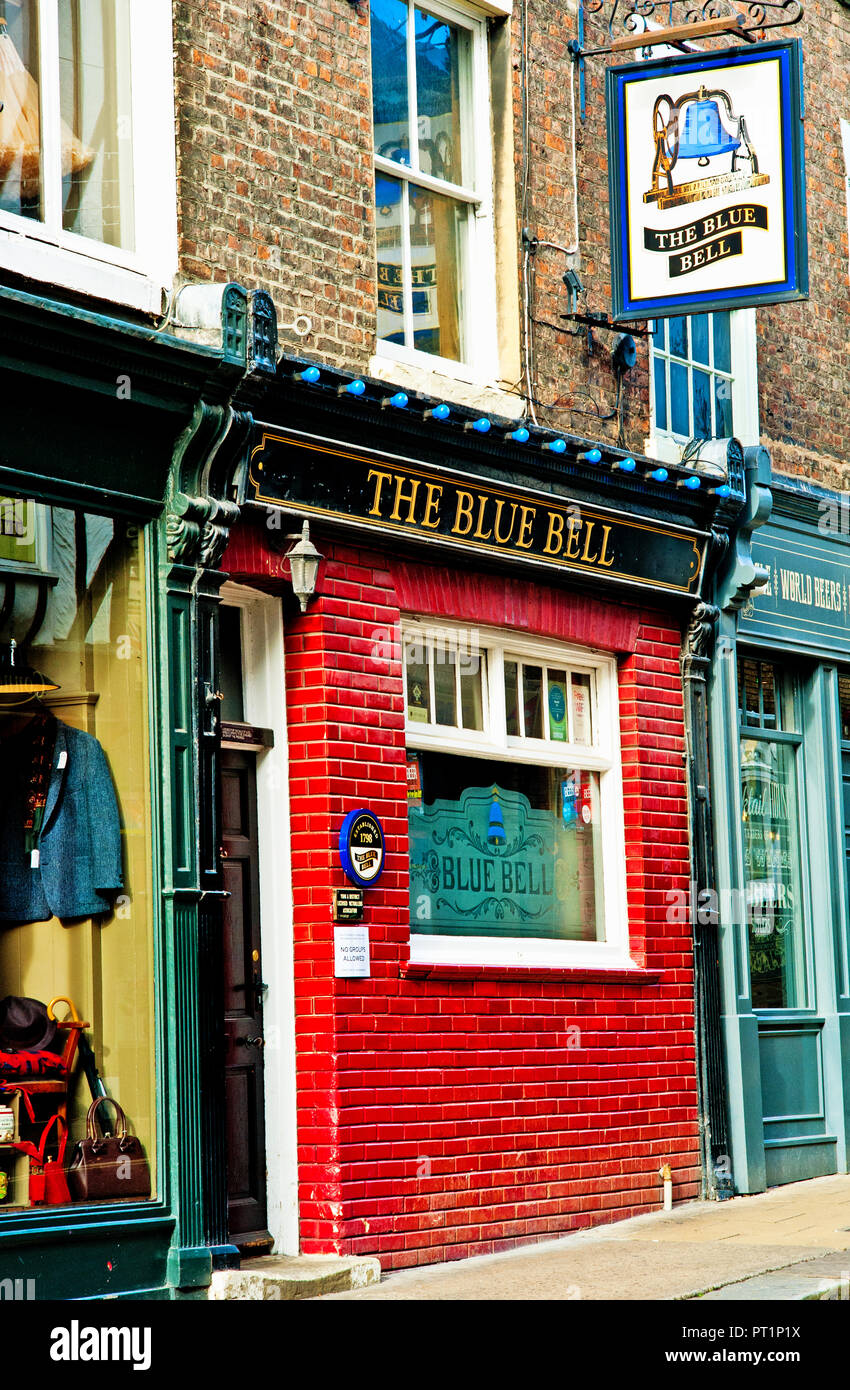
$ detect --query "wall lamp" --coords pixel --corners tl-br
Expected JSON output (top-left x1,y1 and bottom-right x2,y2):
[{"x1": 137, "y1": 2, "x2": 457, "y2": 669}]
[{"x1": 287, "y1": 521, "x2": 323, "y2": 613}]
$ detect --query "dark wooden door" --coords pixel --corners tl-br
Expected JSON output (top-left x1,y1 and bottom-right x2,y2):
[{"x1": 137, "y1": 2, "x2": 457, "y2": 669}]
[{"x1": 221, "y1": 749, "x2": 270, "y2": 1250}]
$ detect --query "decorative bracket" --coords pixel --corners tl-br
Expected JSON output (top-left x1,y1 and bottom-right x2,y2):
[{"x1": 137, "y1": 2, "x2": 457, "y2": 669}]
[{"x1": 570, "y1": 1, "x2": 803, "y2": 59}]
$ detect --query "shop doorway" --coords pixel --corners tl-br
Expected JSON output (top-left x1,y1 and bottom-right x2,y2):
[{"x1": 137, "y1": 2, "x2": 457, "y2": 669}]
[
  {"x1": 219, "y1": 584, "x2": 298, "y2": 1255},
  {"x1": 221, "y1": 747, "x2": 269, "y2": 1248}
]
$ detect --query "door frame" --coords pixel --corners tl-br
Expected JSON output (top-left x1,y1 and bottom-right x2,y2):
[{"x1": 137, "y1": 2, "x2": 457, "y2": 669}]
[{"x1": 220, "y1": 581, "x2": 298, "y2": 1254}]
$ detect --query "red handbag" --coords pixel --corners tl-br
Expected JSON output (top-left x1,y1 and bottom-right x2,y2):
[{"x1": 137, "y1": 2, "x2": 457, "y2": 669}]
[{"x1": 11, "y1": 1112, "x2": 69, "y2": 1206}]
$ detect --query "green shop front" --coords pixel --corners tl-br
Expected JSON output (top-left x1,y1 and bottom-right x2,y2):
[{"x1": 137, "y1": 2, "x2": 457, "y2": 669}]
[
  {"x1": 711, "y1": 458, "x2": 850, "y2": 1192},
  {"x1": 0, "y1": 283, "x2": 268, "y2": 1297}
]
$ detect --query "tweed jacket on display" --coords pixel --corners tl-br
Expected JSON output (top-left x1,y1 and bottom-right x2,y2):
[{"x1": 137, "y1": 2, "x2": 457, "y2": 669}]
[{"x1": 0, "y1": 719, "x2": 123, "y2": 923}]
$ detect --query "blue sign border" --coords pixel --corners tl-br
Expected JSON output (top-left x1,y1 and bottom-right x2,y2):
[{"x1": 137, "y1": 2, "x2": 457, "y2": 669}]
[
  {"x1": 339, "y1": 808, "x2": 386, "y2": 888},
  {"x1": 606, "y1": 39, "x2": 808, "y2": 321}
]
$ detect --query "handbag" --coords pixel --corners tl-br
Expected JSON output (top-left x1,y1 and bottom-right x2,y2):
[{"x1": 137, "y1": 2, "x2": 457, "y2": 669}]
[
  {"x1": 10, "y1": 1111, "x2": 69, "y2": 1206},
  {"x1": 67, "y1": 1096, "x2": 151, "y2": 1202}
]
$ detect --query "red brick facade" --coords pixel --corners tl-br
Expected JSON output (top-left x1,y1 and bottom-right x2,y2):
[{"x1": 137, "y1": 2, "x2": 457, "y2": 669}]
[{"x1": 224, "y1": 518, "x2": 700, "y2": 1267}]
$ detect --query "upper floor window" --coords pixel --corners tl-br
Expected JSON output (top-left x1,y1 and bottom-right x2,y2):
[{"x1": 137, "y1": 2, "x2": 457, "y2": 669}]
[
  {"x1": 649, "y1": 307, "x2": 759, "y2": 464},
  {"x1": 0, "y1": 1, "x2": 176, "y2": 313},
  {"x1": 370, "y1": 0, "x2": 497, "y2": 379}
]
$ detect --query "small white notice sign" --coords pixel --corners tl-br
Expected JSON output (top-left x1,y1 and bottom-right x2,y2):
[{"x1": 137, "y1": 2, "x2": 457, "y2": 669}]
[{"x1": 334, "y1": 926, "x2": 370, "y2": 979}]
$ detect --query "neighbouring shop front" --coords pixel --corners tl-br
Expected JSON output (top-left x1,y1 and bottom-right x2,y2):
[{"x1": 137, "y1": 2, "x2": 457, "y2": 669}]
[
  {"x1": 220, "y1": 354, "x2": 747, "y2": 1267},
  {"x1": 0, "y1": 282, "x2": 268, "y2": 1297},
  {"x1": 711, "y1": 459, "x2": 850, "y2": 1193}
]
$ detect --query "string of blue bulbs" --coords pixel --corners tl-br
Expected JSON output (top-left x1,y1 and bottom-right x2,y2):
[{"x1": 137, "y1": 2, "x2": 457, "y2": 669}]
[{"x1": 291, "y1": 365, "x2": 733, "y2": 498}]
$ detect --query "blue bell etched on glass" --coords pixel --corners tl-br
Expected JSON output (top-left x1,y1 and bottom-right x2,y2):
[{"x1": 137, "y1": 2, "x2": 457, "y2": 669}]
[{"x1": 488, "y1": 789, "x2": 506, "y2": 847}]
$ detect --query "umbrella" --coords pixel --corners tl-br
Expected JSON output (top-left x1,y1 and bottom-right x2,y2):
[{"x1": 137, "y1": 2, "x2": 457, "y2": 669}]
[{"x1": 0, "y1": 17, "x2": 93, "y2": 203}]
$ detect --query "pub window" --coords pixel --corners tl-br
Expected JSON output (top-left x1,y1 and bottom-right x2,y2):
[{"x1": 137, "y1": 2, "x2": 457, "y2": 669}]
[
  {"x1": 737, "y1": 656, "x2": 809, "y2": 1010},
  {"x1": 370, "y1": 0, "x2": 498, "y2": 375},
  {"x1": 404, "y1": 623, "x2": 629, "y2": 965}
]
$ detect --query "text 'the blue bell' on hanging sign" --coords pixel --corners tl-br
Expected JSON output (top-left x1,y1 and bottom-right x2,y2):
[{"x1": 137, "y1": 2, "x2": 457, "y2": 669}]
[
  {"x1": 606, "y1": 39, "x2": 808, "y2": 320},
  {"x1": 339, "y1": 809, "x2": 386, "y2": 889}
]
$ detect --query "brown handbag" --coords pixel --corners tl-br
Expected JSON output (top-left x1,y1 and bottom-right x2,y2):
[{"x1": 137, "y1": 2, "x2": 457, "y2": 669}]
[{"x1": 67, "y1": 1097, "x2": 151, "y2": 1201}]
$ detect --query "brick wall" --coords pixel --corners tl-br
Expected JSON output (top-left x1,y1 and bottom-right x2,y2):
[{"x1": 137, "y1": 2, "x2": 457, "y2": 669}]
[
  {"x1": 173, "y1": 0, "x2": 377, "y2": 370},
  {"x1": 224, "y1": 517, "x2": 700, "y2": 1267}
]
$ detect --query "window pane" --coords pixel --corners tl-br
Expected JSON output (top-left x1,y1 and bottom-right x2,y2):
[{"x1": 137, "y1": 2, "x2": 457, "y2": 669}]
[
  {"x1": 409, "y1": 753, "x2": 604, "y2": 941},
  {"x1": 0, "y1": 2, "x2": 42, "y2": 222},
  {"x1": 653, "y1": 357, "x2": 668, "y2": 432},
  {"x1": 460, "y1": 649, "x2": 484, "y2": 731},
  {"x1": 376, "y1": 173, "x2": 406, "y2": 346},
  {"x1": 670, "y1": 360, "x2": 689, "y2": 436},
  {"x1": 523, "y1": 665, "x2": 543, "y2": 739},
  {"x1": 571, "y1": 672, "x2": 592, "y2": 745},
  {"x1": 714, "y1": 374, "x2": 733, "y2": 438},
  {"x1": 434, "y1": 647, "x2": 457, "y2": 726},
  {"x1": 0, "y1": 498, "x2": 157, "y2": 1207},
  {"x1": 219, "y1": 607, "x2": 244, "y2": 724},
  {"x1": 414, "y1": 8, "x2": 468, "y2": 186},
  {"x1": 406, "y1": 643, "x2": 431, "y2": 722},
  {"x1": 59, "y1": 0, "x2": 134, "y2": 250},
  {"x1": 691, "y1": 314, "x2": 710, "y2": 365},
  {"x1": 371, "y1": 0, "x2": 411, "y2": 166},
  {"x1": 409, "y1": 185, "x2": 464, "y2": 360},
  {"x1": 504, "y1": 659, "x2": 519, "y2": 736},
  {"x1": 840, "y1": 674, "x2": 850, "y2": 741},
  {"x1": 760, "y1": 663, "x2": 777, "y2": 727},
  {"x1": 741, "y1": 739, "x2": 808, "y2": 1009},
  {"x1": 653, "y1": 318, "x2": 665, "y2": 348},
  {"x1": 669, "y1": 315, "x2": 688, "y2": 359},
  {"x1": 693, "y1": 368, "x2": 711, "y2": 438},
  {"x1": 713, "y1": 311, "x2": 732, "y2": 373},
  {"x1": 547, "y1": 670, "x2": 567, "y2": 741},
  {"x1": 739, "y1": 658, "x2": 760, "y2": 725}
]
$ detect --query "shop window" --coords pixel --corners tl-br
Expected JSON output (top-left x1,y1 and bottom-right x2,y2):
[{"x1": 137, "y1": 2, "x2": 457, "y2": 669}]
[
  {"x1": 0, "y1": 1, "x2": 177, "y2": 313},
  {"x1": 0, "y1": 492, "x2": 155, "y2": 1211},
  {"x1": 370, "y1": 0, "x2": 498, "y2": 378},
  {"x1": 738, "y1": 656, "x2": 809, "y2": 1010},
  {"x1": 405, "y1": 624, "x2": 628, "y2": 966},
  {"x1": 649, "y1": 309, "x2": 759, "y2": 464}
]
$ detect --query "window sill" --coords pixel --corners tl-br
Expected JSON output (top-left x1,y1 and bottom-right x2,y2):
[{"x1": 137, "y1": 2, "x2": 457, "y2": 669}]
[
  {"x1": 401, "y1": 962, "x2": 662, "y2": 984},
  {"x1": 0, "y1": 230, "x2": 167, "y2": 315},
  {"x1": 368, "y1": 353, "x2": 523, "y2": 421}
]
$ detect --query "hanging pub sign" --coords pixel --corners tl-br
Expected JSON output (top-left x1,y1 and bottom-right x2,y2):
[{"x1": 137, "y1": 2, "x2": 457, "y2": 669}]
[{"x1": 606, "y1": 39, "x2": 808, "y2": 320}]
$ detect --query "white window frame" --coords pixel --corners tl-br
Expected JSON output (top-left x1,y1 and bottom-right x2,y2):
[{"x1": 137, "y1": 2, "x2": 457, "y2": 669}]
[
  {"x1": 0, "y1": 1, "x2": 177, "y2": 314},
  {"x1": 371, "y1": 0, "x2": 499, "y2": 385},
  {"x1": 404, "y1": 620, "x2": 632, "y2": 969},
  {"x1": 647, "y1": 308, "x2": 759, "y2": 465}
]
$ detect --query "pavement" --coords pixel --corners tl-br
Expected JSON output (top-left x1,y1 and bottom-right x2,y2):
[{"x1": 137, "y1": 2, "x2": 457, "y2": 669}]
[{"x1": 311, "y1": 1174, "x2": 850, "y2": 1301}]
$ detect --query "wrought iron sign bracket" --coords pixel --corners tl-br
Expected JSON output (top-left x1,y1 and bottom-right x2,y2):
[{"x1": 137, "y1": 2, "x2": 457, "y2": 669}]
[{"x1": 570, "y1": 1, "x2": 803, "y2": 119}]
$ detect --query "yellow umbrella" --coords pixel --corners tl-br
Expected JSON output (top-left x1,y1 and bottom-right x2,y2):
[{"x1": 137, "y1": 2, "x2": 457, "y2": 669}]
[{"x1": 0, "y1": 17, "x2": 93, "y2": 204}]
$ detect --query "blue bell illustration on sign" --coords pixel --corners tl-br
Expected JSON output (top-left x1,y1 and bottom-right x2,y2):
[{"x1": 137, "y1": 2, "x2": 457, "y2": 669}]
[
  {"x1": 487, "y1": 787, "x2": 506, "y2": 849},
  {"x1": 644, "y1": 85, "x2": 768, "y2": 210}
]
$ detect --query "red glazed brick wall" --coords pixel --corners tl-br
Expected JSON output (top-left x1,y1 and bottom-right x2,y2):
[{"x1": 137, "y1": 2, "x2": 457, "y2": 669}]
[{"x1": 224, "y1": 517, "x2": 701, "y2": 1268}]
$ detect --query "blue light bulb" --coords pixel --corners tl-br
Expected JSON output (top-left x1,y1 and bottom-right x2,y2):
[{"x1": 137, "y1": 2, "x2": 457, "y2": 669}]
[
  {"x1": 544, "y1": 438, "x2": 567, "y2": 454},
  {"x1": 650, "y1": 467, "x2": 668, "y2": 482},
  {"x1": 386, "y1": 392, "x2": 408, "y2": 409},
  {"x1": 425, "y1": 403, "x2": 451, "y2": 421},
  {"x1": 342, "y1": 379, "x2": 366, "y2": 397},
  {"x1": 295, "y1": 366, "x2": 320, "y2": 384},
  {"x1": 714, "y1": 483, "x2": 732, "y2": 499},
  {"x1": 509, "y1": 427, "x2": 530, "y2": 444},
  {"x1": 579, "y1": 447, "x2": 602, "y2": 464},
  {"x1": 617, "y1": 457, "x2": 637, "y2": 473},
  {"x1": 473, "y1": 417, "x2": 490, "y2": 433},
  {"x1": 682, "y1": 475, "x2": 701, "y2": 490}
]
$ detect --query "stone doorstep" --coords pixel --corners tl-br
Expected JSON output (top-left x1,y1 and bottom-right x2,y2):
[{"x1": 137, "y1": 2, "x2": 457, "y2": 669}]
[{"x1": 208, "y1": 1255, "x2": 381, "y2": 1302}]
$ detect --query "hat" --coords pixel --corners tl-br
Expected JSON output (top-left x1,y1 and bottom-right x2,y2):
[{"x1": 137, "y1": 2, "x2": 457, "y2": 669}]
[{"x1": 0, "y1": 997, "x2": 57, "y2": 1053}]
